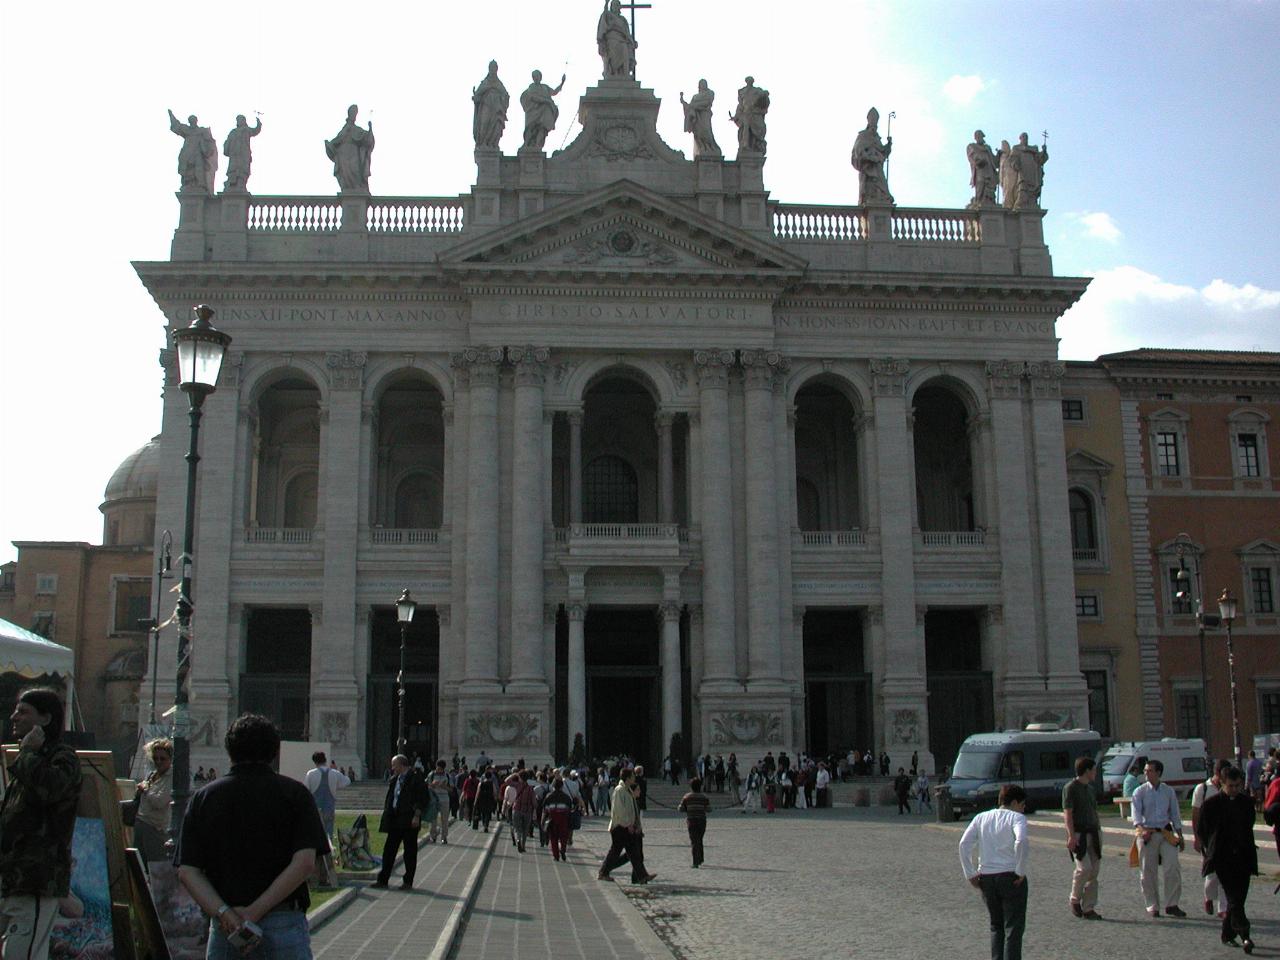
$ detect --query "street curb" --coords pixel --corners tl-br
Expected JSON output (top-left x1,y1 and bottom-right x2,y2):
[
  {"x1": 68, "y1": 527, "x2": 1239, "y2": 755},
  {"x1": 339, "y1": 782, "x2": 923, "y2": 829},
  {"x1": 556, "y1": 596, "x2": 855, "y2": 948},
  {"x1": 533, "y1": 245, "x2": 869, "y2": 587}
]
[
  {"x1": 307, "y1": 830, "x2": 432, "y2": 931},
  {"x1": 425, "y1": 826, "x2": 500, "y2": 960},
  {"x1": 576, "y1": 832, "x2": 678, "y2": 960},
  {"x1": 306, "y1": 884, "x2": 359, "y2": 932}
]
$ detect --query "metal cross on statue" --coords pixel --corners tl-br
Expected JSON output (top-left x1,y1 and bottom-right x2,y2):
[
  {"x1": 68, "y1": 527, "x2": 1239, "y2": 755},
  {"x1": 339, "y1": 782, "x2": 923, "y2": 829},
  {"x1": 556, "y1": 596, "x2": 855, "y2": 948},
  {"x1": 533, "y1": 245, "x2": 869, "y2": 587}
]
[{"x1": 620, "y1": 0, "x2": 652, "y2": 42}]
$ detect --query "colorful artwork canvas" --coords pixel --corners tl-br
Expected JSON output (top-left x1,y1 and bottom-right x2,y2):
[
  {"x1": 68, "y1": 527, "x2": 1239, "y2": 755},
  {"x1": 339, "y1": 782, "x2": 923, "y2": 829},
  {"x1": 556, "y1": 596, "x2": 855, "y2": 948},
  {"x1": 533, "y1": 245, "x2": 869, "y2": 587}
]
[
  {"x1": 147, "y1": 860, "x2": 209, "y2": 960},
  {"x1": 49, "y1": 817, "x2": 114, "y2": 960}
]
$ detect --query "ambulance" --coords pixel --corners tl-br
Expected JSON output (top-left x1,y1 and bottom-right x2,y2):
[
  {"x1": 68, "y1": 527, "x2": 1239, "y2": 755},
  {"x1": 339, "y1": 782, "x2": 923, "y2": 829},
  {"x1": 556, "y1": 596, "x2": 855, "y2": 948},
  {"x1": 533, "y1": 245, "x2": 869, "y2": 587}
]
[{"x1": 1099, "y1": 738, "x2": 1208, "y2": 800}]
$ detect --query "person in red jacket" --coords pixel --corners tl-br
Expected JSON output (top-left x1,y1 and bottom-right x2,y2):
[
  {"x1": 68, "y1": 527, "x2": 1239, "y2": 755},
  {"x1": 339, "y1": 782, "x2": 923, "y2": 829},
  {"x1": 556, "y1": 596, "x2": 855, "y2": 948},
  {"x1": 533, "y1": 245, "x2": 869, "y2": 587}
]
[
  {"x1": 1262, "y1": 771, "x2": 1280, "y2": 862},
  {"x1": 542, "y1": 778, "x2": 573, "y2": 862}
]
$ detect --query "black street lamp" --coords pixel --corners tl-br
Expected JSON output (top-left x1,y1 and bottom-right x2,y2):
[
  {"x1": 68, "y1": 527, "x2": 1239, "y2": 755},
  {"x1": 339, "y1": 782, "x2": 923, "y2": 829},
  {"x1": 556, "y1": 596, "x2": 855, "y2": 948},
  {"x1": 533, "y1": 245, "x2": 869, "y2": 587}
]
[
  {"x1": 1173, "y1": 533, "x2": 1217, "y2": 749},
  {"x1": 395, "y1": 590, "x2": 417, "y2": 754},
  {"x1": 168, "y1": 305, "x2": 231, "y2": 845},
  {"x1": 141, "y1": 529, "x2": 174, "y2": 724},
  {"x1": 1218, "y1": 588, "x2": 1243, "y2": 767}
]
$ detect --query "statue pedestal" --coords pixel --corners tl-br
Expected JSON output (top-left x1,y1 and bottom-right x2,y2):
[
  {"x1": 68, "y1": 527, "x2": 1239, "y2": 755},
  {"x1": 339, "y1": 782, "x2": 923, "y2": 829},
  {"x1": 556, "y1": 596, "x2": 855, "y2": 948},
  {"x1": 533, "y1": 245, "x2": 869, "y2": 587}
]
[
  {"x1": 472, "y1": 149, "x2": 503, "y2": 227},
  {"x1": 337, "y1": 190, "x2": 370, "y2": 259},
  {"x1": 172, "y1": 189, "x2": 210, "y2": 261},
  {"x1": 695, "y1": 156, "x2": 725, "y2": 219},
  {"x1": 517, "y1": 148, "x2": 546, "y2": 218},
  {"x1": 736, "y1": 154, "x2": 766, "y2": 230},
  {"x1": 213, "y1": 190, "x2": 250, "y2": 260}
]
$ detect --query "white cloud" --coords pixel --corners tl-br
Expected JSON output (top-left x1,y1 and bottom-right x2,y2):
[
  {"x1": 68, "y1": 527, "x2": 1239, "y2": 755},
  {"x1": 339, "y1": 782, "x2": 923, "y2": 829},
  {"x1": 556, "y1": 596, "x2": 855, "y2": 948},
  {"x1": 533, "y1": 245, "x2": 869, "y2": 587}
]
[
  {"x1": 1067, "y1": 211, "x2": 1123, "y2": 244},
  {"x1": 942, "y1": 74, "x2": 986, "y2": 106},
  {"x1": 1059, "y1": 266, "x2": 1280, "y2": 359}
]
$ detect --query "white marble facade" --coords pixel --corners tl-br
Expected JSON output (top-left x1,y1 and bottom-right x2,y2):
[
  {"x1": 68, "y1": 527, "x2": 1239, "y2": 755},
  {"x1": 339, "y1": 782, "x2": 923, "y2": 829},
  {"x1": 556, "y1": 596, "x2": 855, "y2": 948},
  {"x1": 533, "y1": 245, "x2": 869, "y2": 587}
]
[{"x1": 138, "y1": 77, "x2": 1089, "y2": 775}]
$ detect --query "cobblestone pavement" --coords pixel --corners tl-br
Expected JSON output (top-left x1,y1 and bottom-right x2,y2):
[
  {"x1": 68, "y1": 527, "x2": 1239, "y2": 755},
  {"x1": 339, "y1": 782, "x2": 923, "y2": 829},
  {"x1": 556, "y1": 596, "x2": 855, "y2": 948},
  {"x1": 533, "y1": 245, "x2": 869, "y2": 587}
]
[{"x1": 594, "y1": 805, "x2": 1280, "y2": 960}]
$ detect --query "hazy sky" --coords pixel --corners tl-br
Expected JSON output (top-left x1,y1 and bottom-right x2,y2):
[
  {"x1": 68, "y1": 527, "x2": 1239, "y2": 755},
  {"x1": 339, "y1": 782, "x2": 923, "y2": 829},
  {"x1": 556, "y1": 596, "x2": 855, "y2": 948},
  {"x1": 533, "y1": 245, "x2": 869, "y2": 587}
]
[{"x1": 2, "y1": 0, "x2": 1278, "y2": 562}]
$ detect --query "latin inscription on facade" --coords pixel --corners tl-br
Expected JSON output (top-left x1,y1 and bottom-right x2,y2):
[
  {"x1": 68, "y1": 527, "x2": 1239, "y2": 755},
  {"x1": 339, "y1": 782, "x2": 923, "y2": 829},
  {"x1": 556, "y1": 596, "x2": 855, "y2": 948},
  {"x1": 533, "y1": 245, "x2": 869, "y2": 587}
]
[
  {"x1": 496, "y1": 302, "x2": 756, "y2": 323},
  {"x1": 167, "y1": 306, "x2": 464, "y2": 325},
  {"x1": 774, "y1": 314, "x2": 1055, "y2": 337}
]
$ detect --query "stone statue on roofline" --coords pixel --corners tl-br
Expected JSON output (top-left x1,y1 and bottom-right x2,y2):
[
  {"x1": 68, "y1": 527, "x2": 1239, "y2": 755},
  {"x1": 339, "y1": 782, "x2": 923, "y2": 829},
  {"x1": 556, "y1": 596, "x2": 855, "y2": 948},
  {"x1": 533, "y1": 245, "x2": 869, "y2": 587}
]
[
  {"x1": 473, "y1": 60, "x2": 510, "y2": 150},
  {"x1": 222, "y1": 114, "x2": 262, "y2": 192},
  {"x1": 680, "y1": 80, "x2": 721, "y2": 159},
  {"x1": 597, "y1": 0, "x2": 637, "y2": 78},
  {"x1": 520, "y1": 70, "x2": 566, "y2": 152},
  {"x1": 851, "y1": 107, "x2": 893, "y2": 205},
  {"x1": 998, "y1": 138, "x2": 1016, "y2": 207},
  {"x1": 966, "y1": 129, "x2": 998, "y2": 209},
  {"x1": 730, "y1": 76, "x2": 769, "y2": 157},
  {"x1": 1004, "y1": 131, "x2": 1048, "y2": 210},
  {"x1": 325, "y1": 104, "x2": 375, "y2": 193},
  {"x1": 168, "y1": 109, "x2": 217, "y2": 195}
]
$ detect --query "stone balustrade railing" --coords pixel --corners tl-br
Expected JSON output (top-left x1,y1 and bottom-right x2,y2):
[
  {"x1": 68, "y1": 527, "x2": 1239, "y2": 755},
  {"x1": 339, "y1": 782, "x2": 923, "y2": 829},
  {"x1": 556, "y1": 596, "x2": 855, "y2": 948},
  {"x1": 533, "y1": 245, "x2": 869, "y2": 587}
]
[
  {"x1": 772, "y1": 205, "x2": 867, "y2": 241},
  {"x1": 243, "y1": 527, "x2": 315, "y2": 544},
  {"x1": 796, "y1": 530, "x2": 868, "y2": 546},
  {"x1": 892, "y1": 209, "x2": 981, "y2": 243},
  {"x1": 1072, "y1": 548, "x2": 1099, "y2": 562},
  {"x1": 367, "y1": 199, "x2": 465, "y2": 234},
  {"x1": 919, "y1": 530, "x2": 987, "y2": 547},
  {"x1": 370, "y1": 528, "x2": 441, "y2": 545},
  {"x1": 569, "y1": 523, "x2": 680, "y2": 540},
  {"x1": 247, "y1": 198, "x2": 342, "y2": 232}
]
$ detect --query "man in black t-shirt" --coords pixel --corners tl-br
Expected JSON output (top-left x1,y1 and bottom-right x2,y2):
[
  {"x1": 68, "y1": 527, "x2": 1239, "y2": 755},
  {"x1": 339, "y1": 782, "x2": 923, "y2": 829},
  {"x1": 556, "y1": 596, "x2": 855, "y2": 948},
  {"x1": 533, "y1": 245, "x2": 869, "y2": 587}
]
[{"x1": 178, "y1": 714, "x2": 330, "y2": 957}]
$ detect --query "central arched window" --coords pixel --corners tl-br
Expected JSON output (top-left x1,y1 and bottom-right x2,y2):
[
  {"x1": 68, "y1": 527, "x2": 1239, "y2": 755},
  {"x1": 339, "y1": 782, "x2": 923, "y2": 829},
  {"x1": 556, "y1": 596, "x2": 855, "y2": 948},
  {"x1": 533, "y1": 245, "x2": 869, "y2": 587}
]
[
  {"x1": 583, "y1": 455, "x2": 638, "y2": 523},
  {"x1": 1068, "y1": 489, "x2": 1096, "y2": 552}
]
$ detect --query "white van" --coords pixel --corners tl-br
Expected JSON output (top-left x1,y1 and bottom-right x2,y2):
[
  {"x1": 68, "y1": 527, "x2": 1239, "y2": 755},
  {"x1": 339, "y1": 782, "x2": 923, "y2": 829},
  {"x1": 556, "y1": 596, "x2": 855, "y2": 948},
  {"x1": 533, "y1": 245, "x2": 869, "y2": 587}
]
[{"x1": 1099, "y1": 739, "x2": 1208, "y2": 800}]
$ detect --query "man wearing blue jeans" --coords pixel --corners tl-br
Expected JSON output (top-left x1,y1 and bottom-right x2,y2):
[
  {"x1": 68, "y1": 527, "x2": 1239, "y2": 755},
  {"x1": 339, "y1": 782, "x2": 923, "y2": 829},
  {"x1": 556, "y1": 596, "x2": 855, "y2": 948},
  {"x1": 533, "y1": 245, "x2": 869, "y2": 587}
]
[
  {"x1": 959, "y1": 783, "x2": 1030, "y2": 960},
  {"x1": 178, "y1": 714, "x2": 330, "y2": 958}
]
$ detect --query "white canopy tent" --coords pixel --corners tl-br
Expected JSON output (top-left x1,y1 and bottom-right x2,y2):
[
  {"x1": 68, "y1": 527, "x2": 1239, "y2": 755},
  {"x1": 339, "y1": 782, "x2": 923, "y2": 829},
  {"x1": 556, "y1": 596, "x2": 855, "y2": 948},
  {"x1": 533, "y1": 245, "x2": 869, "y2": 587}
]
[{"x1": 0, "y1": 616, "x2": 75, "y2": 726}]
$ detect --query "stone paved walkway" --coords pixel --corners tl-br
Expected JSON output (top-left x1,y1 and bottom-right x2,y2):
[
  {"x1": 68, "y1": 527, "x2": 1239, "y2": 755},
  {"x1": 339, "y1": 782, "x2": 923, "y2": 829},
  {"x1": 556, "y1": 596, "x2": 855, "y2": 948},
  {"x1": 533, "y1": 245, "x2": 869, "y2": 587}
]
[
  {"x1": 449, "y1": 819, "x2": 667, "y2": 959},
  {"x1": 311, "y1": 826, "x2": 491, "y2": 960}
]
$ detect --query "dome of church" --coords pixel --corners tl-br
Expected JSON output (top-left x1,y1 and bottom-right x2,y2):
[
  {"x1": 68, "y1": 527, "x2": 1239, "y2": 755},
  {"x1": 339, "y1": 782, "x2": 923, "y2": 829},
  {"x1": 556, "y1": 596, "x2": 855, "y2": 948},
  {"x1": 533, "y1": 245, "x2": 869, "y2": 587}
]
[{"x1": 103, "y1": 435, "x2": 161, "y2": 504}]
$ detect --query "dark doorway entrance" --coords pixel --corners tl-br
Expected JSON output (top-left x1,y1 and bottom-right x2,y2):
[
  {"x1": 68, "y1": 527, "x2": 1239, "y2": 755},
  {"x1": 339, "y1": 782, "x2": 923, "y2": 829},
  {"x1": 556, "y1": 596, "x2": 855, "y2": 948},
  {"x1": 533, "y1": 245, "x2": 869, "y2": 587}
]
[
  {"x1": 586, "y1": 608, "x2": 659, "y2": 768},
  {"x1": 240, "y1": 608, "x2": 312, "y2": 741},
  {"x1": 925, "y1": 609, "x2": 993, "y2": 769},
  {"x1": 803, "y1": 609, "x2": 871, "y2": 756},
  {"x1": 366, "y1": 607, "x2": 439, "y2": 771}
]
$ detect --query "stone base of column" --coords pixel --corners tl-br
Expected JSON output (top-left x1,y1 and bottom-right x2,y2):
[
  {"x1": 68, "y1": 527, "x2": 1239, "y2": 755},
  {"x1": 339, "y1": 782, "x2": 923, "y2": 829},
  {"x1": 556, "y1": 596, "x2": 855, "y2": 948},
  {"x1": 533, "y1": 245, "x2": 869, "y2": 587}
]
[
  {"x1": 880, "y1": 680, "x2": 935, "y2": 775},
  {"x1": 1001, "y1": 675, "x2": 1090, "y2": 732},
  {"x1": 457, "y1": 689, "x2": 554, "y2": 769},
  {"x1": 698, "y1": 688, "x2": 797, "y2": 762},
  {"x1": 310, "y1": 688, "x2": 362, "y2": 774},
  {"x1": 186, "y1": 683, "x2": 235, "y2": 776}
]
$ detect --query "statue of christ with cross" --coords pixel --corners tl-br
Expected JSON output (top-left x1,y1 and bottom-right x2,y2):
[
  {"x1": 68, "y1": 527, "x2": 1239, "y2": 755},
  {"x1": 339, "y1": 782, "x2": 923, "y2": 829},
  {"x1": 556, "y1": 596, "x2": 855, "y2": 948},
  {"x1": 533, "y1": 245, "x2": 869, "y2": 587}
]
[{"x1": 597, "y1": 0, "x2": 645, "y2": 78}]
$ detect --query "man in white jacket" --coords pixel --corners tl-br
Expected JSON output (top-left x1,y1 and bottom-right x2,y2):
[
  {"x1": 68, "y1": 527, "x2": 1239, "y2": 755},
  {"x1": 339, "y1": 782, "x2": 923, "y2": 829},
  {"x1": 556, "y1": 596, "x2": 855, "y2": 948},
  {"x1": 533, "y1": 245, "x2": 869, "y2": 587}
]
[{"x1": 959, "y1": 783, "x2": 1030, "y2": 960}]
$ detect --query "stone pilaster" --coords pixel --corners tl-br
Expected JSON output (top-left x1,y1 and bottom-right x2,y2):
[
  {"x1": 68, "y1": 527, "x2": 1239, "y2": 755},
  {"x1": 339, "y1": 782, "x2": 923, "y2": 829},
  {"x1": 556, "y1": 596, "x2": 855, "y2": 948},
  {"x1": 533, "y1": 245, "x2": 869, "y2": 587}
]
[
  {"x1": 656, "y1": 410, "x2": 676, "y2": 524},
  {"x1": 739, "y1": 349, "x2": 786, "y2": 687},
  {"x1": 568, "y1": 409, "x2": 584, "y2": 524},
  {"x1": 693, "y1": 349, "x2": 737, "y2": 689},
  {"x1": 985, "y1": 360, "x2": 1043, "y2": 724},
  {"x1": 507, "y1": 346, "x2": 550, "y2": 689},
  {"x1": 460, "y1": 347, "x2": 504, "y2": 688},
  {"x1": 313, "y1": 351, "x2": 366, "y2": 748},
  {"x1": 567, "y1": 602, "x2": 587, "y2": 750},
  {"x1": 870, "y1": 358, "x2": 932, "y2": 771},
  {"x1": 659, "y1": 601, "x2": 683, "y2": 756}
]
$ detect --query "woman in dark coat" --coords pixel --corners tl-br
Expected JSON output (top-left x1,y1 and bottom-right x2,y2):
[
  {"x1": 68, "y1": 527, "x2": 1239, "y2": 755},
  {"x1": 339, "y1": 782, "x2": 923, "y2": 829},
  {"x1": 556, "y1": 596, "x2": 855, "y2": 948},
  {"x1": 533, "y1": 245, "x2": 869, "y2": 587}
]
[
  {"x1": 1196, "y1": 766, "x2": 1259, "y2": 952},
  {"x1": 472, "y1": 766, "x2": 498, "y2": 832}
]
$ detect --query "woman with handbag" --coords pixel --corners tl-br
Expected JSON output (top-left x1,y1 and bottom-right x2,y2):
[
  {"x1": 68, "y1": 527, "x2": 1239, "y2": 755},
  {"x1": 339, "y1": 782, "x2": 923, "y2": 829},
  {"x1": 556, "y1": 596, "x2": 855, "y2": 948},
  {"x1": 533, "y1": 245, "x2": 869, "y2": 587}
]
[{"x1": 131, "y1": 738, "x2": 173, "y2": 865}]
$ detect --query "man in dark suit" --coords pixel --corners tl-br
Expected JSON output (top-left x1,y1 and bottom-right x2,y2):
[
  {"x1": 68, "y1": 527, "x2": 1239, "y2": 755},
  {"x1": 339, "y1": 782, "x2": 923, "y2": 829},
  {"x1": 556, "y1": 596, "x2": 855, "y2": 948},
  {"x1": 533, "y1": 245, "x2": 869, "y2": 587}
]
[{"x1": 373, "y1": 754, "x2": 429, "y2": 889}]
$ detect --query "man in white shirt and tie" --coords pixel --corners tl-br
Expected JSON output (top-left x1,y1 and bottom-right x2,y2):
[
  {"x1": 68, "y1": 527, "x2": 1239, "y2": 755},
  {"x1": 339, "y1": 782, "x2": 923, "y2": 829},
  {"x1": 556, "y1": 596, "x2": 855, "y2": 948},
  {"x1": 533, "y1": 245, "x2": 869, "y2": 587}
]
[
  {"x1": 1130, "y1": 758, "x2": 1187, "y2": 918},
  {"x1": 959, "y1": 783, "x2": 1030, "y2": 960}
]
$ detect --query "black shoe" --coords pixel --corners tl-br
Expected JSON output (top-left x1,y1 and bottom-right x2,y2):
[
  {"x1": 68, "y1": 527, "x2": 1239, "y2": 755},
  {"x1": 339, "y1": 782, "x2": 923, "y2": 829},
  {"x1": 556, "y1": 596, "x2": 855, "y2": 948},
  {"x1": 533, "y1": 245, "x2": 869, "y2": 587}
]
[
  {"x1": 371, "y1": 881, "x2": 389, "y2": 889},
  {"x1": 400, "y1": 881, "x2": 413, "y2": 889},
  {"x1": 1082, "y1": 911, "x2": 1102, "y2": 921},
  {"x1": 1242, "y1": 938, "x2": 1254, "y2": 954},
  {"x1": 1223, "y1": 936, "x2": 1239, "y2": 948},
  {"x1": 1070, "y1": 901, "x2": 1083, "y2": 918},
  {"x1": 1164, "y1": 905, "x2": 1187, "y2": 918}
]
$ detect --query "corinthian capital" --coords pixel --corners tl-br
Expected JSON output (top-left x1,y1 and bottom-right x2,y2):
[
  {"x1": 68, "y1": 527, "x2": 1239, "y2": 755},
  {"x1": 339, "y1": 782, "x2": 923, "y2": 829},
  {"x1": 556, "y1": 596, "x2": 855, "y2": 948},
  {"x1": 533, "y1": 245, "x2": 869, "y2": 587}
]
[
  {"x1": 693, "y1": 348, "x2": 735, "y2": 388},
  {"x1": 507, "y1": 345, "x2": 551, "y2": 385},
  {"x1": 740, "y1": 349, "x2": 789, "y2": 388}
]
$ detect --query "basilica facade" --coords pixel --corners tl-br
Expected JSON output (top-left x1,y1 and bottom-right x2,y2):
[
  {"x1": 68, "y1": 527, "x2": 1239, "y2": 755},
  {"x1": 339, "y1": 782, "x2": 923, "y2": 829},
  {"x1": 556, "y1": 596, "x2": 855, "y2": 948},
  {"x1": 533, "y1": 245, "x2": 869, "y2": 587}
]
[{"x1": 136, "y1": 69, "x2": 1090, "y2": 774}]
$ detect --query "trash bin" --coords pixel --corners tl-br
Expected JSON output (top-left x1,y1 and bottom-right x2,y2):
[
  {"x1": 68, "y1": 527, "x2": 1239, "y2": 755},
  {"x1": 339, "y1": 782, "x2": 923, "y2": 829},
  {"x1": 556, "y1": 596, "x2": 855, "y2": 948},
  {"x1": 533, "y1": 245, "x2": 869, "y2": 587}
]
[{"x1": 934, "y1": 784, "x2": 953, "y2": 823}]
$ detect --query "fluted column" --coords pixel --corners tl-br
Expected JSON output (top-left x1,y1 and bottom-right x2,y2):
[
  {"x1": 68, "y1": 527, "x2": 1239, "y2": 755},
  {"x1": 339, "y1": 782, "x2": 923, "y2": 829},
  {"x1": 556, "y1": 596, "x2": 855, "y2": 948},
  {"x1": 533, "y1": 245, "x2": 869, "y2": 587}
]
[
  {"x1": 659, "y1": 601, "x2": 683, "y2": 751},
  {"x1": 740, "y1": 349, "x2": 786, "y2": 685},
  {"x1": 568, "y1": 409, "x2": 583, "y2": 524},
  {"x1": 694, "y1": 349, "x2": 737, "y2": 685},
  {"x1": 462, "y1": 347, "x2": 504, "y2": 685},
  {"x1": 656, "y1": 410, "x2": 675, "y2": 524},
  {"x1": 567, "y1": 602, "x2": 587, "y2": 746},
  {"x1": 508, "y1": 346, "x2": 550, "y2": 687}
]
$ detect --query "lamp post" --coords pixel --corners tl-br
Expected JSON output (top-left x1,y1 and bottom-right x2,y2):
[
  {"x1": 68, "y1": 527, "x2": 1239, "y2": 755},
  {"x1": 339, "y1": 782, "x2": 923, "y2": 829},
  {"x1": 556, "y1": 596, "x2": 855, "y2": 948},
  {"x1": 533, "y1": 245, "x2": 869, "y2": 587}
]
[
  {"x1": 168, "y1": 305, "x2": 231, "y2": 844},
  {"x1": 1174, "y1": 533, "x2": 1214, "y2": 749},
  {"x1": 395, "y1": 590, "x2": 417, "y2": 754},
  {"x1": 1218, "y1": 589, "x2": 1243, "y2": 767}
]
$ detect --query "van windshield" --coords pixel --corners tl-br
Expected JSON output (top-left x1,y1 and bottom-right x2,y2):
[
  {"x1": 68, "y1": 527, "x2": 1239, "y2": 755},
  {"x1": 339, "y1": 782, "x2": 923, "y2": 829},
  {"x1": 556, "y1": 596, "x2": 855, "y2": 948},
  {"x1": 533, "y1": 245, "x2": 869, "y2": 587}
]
[
  {"x1": 1103, "y1": 753, "x2": 1134, "y2": 776},
  {"x1": 952, "y1": 749, "x2": 1001, "y2": 780}
]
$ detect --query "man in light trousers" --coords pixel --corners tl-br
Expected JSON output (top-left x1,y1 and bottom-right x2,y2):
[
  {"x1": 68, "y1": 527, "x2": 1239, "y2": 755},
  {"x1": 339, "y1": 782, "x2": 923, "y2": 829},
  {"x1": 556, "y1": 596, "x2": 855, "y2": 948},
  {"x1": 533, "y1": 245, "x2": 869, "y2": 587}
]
[
  {"x1": 1131, "y1": 758, "x2": 1187, "y2": 918},
  {"x1": 1062, "y1": 756, "x2": 1102, "y2": 920}
]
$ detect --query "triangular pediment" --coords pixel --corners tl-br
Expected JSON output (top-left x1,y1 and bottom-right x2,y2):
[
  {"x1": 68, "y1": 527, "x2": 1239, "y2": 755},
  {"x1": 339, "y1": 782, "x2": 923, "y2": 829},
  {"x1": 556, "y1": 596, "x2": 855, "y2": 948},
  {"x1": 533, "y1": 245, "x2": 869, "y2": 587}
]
[
  {"x1": 1238, "y1": 539, "x2": 1280, "y2": 557},
  {"x1": 1065, "y1": 448, "x2": 1113, "y2": 476},
  {"x1": 439, "y1": 180, "x2": 806, "y2": 279}
]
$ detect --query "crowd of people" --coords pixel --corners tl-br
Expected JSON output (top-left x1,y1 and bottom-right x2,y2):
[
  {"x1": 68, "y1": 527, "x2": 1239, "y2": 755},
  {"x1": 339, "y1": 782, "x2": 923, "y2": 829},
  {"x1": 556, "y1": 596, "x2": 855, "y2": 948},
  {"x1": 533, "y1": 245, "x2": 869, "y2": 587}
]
[{"x1": 961, "y1": 752, "x2": 1275, "y2": 960}]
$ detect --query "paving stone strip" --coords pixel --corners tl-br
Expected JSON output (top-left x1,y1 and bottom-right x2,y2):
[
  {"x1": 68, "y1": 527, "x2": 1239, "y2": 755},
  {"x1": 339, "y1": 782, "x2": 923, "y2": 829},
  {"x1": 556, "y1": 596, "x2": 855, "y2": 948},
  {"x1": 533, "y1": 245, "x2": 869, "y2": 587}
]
[{"x1": 311, "y1": 826, "x2": 494, "y2": 960}]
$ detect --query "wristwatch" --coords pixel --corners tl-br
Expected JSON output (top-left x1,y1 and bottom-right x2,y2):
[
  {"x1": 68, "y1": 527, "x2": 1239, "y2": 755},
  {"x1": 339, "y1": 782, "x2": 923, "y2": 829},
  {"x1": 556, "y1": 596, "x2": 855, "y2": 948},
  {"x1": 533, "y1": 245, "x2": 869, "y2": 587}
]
[{"x1": 217, "y1": 904, "x2": 232, "y2": 918}]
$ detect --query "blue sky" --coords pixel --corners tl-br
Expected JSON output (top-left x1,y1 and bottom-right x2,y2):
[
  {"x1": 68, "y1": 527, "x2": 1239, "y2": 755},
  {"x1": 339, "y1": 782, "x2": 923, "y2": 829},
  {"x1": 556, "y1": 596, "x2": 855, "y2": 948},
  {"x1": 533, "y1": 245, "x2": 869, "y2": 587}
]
[{"x1": 1, "y1": 0, "x2": 1277, "y2": 559}]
